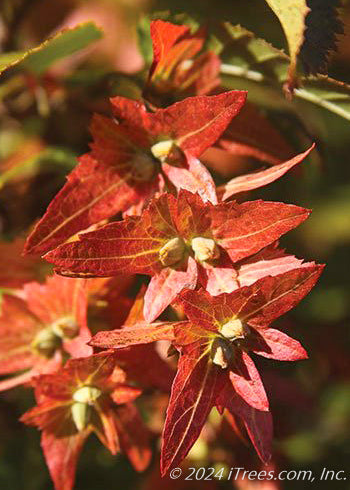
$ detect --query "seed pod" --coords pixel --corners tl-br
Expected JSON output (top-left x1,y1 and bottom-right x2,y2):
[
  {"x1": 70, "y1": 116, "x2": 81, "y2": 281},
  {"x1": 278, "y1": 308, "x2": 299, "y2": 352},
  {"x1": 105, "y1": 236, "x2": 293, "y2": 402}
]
[
  {"x1": 73, "y1": 386, "x2": 102, "y2": 404},
  {"x1": 220, "y1": 318, "x2": 246, "y2": 340},
  {"x1": 210, "y1": 337, "x2": 234, "y2": 369},
  {"x1": 191, "y1": 237, "x2": 220, "y2": 262},
  {"x1": 159, "y1": 237, "x2": 185, "y2": 266},
  {"x1": 71, "y1": 402, "x2": 91, "y2": 432},
  {"x1": 151, "y1": 140, "x2": 175, "y2": 161},
  {"x1": 151, "y1": 140, "x2": 184, "y2": 164},
  {"x1": 32, "y1": 327, "x2": 61, "y2": 358},
  {"x1": 51, "y1": 316, "x2": 79, "y2": 339}
]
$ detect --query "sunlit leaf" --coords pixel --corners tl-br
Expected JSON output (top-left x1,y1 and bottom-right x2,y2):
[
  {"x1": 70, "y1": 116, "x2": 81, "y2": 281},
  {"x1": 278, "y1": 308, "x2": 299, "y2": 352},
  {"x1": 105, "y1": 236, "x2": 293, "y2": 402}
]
[
  {"x1": 264, "y1": 0, "x2": 310, "y2": 91},
  {"x1": 0, "y1": 22, "x2": 103, "y2": 76},
  {"x1": 216, "y1": 23, "x2": 350, "y2": 122}
]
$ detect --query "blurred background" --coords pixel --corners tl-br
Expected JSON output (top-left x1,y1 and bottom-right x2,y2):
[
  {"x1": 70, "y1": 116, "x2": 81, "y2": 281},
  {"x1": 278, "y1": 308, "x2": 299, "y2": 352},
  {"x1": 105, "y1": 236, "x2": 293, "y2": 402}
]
[{"x1": 0, "y1": 0, "x2": 349, "y2": 489}]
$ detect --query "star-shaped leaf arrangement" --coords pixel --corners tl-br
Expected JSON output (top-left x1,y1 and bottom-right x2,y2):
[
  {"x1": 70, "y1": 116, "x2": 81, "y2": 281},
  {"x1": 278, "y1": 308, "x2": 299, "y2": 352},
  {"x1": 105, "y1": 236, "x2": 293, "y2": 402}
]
[
  {"x1": 45, "y1": 190, "x2": 311, "y2": 321},
  {"x1": 24, "y1": 91, "x2": 246, "y2": 256},
  {"x1": 21, "y1": 352, "x2": 151, "y2": 490},
  {"x1": 0, "y1": 275, "x2": 91, "y2": 391},
  {"x1": 88, "y1": 265, "x2": 323, "y2": 473}
]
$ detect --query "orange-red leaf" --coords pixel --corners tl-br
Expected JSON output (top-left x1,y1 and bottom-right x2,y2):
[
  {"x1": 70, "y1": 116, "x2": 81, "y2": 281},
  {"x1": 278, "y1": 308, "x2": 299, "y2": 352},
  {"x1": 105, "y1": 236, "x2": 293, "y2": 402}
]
[
  {"x1": 25, "y1": 91, "x2": 244, "y2": 255},
  {"x1": 89, "y1": 322, "x2": 178, "y2": 350},
  {"x1": 143, "y1": 256, "x2": 197, "y2": 322},
  {"x1": 145, "y1": 20, "x2": 220, "y2": 103},
  {"x1": 217, "y1": 145, "x2": 314, "y2": 200},
  {"x1": 211, "y1": 200, "x2": 310, "y2": 263},
  {"x1": 229, "y1": 351, "x2": 269, "y2": 411}
]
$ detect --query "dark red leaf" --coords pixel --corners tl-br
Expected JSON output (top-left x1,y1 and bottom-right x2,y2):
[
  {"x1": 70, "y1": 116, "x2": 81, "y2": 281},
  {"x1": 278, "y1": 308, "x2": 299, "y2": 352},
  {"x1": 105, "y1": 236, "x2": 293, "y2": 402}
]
[
  {"x1": 161, "y1": 342, "x2": 224, "y2": 475},
  {"x1": 218, "y1": 382, "x2": 273, "y2": 464}
]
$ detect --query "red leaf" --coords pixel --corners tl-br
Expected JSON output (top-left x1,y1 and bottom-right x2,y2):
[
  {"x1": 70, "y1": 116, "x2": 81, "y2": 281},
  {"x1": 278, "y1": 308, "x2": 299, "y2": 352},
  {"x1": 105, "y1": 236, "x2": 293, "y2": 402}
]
[
  {"x1": 20, "y1": 352, "x2": 151, "y2": 487},
  {"x1": 160, "y1": 343, "x2": 224, "y2": 475},
  {"x1": 89, "y1": 322, "x2": 177, "y2": 349},
  {"x1": 111, "y1": 287, "x2": 175, "y2": 391},
  {"x1": 24, "y1": 275, "x2": 88, "y2": 330},
  {"x1": 110, "y1": 386, "x2": 142, "y2": 405},
  {"x1": 149, "y1": 20, "x2": 193, "y2": 79},
  {"x1": 144, "y1": 255, "x2": 198, "y2": 322},
  {"x1": 218, "y1": 382, "x2": 273, "y2": 464},
  {"x1": 94, "y1": 397, "x2": 121, "y2": 454},
  {"x1": 110, "y1": 91, "x2": 246, "y2": 159},
  {"x1": 145, "y1": 20, "x2": 220, "y2": 102},
  {"x1": 0, "y1": 360, "x2": 60, "y2": 392},
  {"x1": 183, "y1": 51, "x2": 221, "y2": 96},
  {"x1": 250, "y1": 328, "x2": 308, "y2": 361},
  {"x1": 0, "y1": 370, "x2": 34, "y2": 391},
  {"x1": 26, "y1": 90, "x2": 244, "y2": 255},
  {"x1": 41, "y1": 430, "x2": 88, "y2": 490},
  {"x1": 0, "y1": 275, "x2": 90, "y2": 390},
  {"x1": 115, "y1": 344, "x2": 175, "y2": 392},
  {"x1": 217, "y1": 145, "x2": 315, "y2": 200},
  {"x1": 179, "y1": 288, "x2": 222, "y2": 333},
  {"x1": 0, "y1": 294, "x2": 43, "y2": 375},
  {"x1": 147, "y1": 92, "x2": 247, "y2": 157},
  {"x1": 181, "y1": 264, "x2": 323, "y2": 332},
  {"x1": 0, "y1": 237, "x2": 48, "y2": 288},
  {"x1": 211, "y1": 200, "x2": 310, "y2": 263},
  {"x1": 46, "y1": 191, "x2": 314, "y2": 313},
  {"x1": 24, "y1": 275, "x2": 92, "y2": 358},
  {"x1": 114, "y1": 403, "x2": 152, "y2": 472},
  {"x1": 239, "y1": 265, "x2": 325, "y2": 328},
  {"x1": 236, "y1": 243, "x2": 307, "y2": 287},
  {"x1": 230, "y1": 351, "x2": 269, "y2": 411},
  {"x1": 172, "y1": 321, "x2": 213, "y2": 348},
  {"x1": 174, "y1": 189, "x2": 211, "y2": 237},
  {"x1": 45, "y1": 193, "x2": 177, "y2": 276},
  {"x1": 161, "y1": 152, "x2": 217, "y2": 205},
  {"x1": 216, "y1": 102, "x2": 295, "y2": 166},
  {"x1": 28, "y1": 353, "x2": 117, "y2": 407},
  {"x1": 197, "y1": 259, "x2": 239, "y2": 295},
  {"x1": 24, "y1": 154, "x2": 150, "y2": 255}
]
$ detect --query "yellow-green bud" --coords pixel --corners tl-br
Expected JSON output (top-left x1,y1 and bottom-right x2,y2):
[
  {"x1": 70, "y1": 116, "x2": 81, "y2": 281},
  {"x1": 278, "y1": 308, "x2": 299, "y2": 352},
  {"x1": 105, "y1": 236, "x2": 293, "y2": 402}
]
[
  {"x1": 71, "y1": 402, "x2": 91, "y2": 432},
  {"x1": 210, "y1": 338, "x2": 233, "y2": 369},
  {"x1": 32, "y1": 328, "x2": 61, "y2": 358},
  {"x1": 159, "y1": 237, "x2": 185, "y2": 266},
  {"x1": 151, "y1": 140, "x2": 184, "y2": 164},
  {"x1": 191, "y1": 237, "x2": 220, "y2": 262},
  {"x1": 151, "y1": 140, "x2": 175, "y2": 161},
  {"x1": 73, "y1": 386, "x2": 102, "y2": 404},
  {"x1": 51, "y1": 316, "x2": 79, "y2": 339},
  {"x1": 220, "y1": 318, "x2": 245, "y2": 340},
  {"x1": 71, "y1": 386, "x2": 102, "y2": 431}
]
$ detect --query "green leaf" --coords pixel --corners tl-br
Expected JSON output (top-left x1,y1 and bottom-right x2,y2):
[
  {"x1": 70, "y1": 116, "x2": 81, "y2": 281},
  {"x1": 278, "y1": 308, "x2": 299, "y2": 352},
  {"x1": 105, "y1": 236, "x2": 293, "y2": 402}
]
[
  {"x1": 0, "y1": 52, "x2": 25, "y2": 73},
  {"x1": 264, "y1": 0, "x2": 309, "y2": 90},
  {"x1": 0, "y1": 147, "x2": 76, "y2": 190},
  {"x1": 215, "y1": 23, "x2": 350, "y2": 122},
  {"x1": 136, "y1": 16, "x2": 154, "y2": 67},
  {"x1": 0, "y1": 22, "x2": 103, "y2": 76}
]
